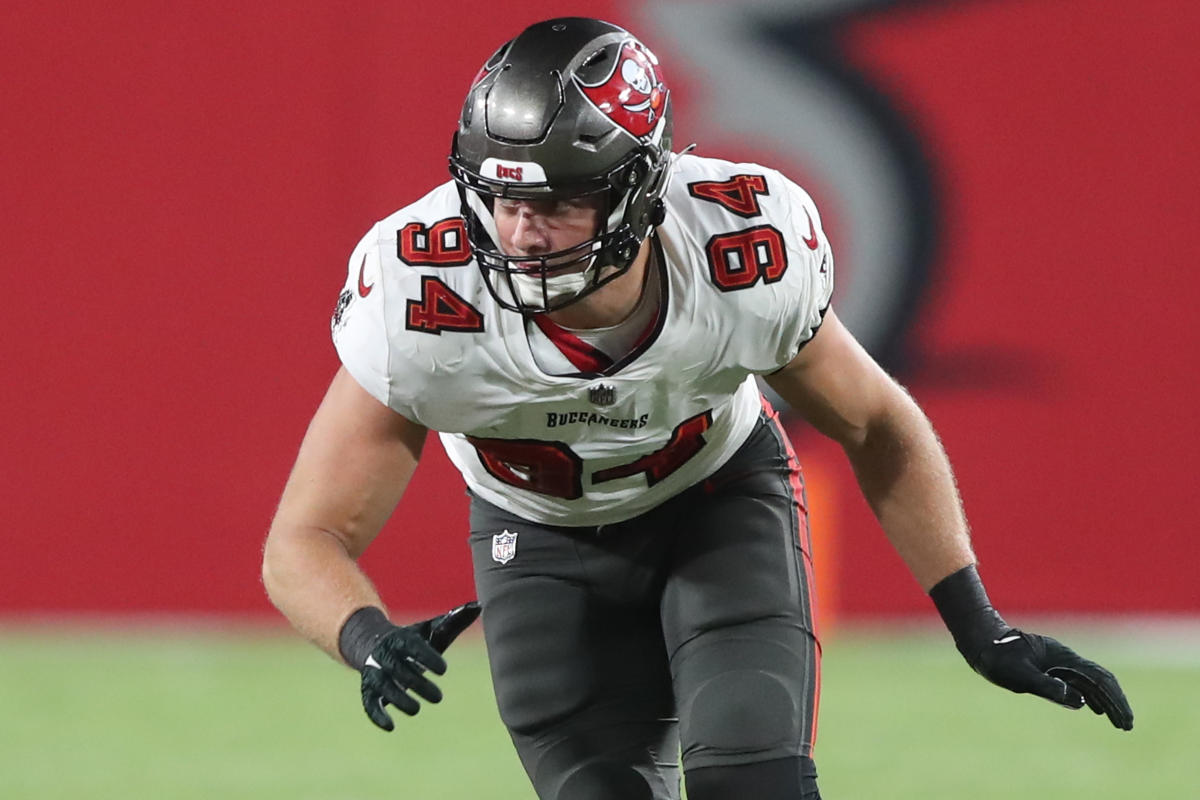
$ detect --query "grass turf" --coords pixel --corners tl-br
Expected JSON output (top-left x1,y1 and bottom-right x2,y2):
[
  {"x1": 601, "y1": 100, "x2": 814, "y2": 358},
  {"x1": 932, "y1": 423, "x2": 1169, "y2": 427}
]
[{"x1": 0, "y1": 622, "x2": 1195, "y2": 799}]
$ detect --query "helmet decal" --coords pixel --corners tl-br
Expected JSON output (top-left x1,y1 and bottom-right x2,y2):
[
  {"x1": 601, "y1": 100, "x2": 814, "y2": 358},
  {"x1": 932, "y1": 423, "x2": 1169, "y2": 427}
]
[
  {"x1": 480, "y1": 157, "x2": 548, "y2": 184},
  {"x1": 576, "y1": 42, "x2": 668, "y2": 139}
]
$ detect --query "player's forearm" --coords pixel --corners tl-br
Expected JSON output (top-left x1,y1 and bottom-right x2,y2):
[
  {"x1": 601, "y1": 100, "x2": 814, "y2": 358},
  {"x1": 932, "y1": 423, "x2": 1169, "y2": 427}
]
[
  {"x1": 262, "y1": 524, "x2": 386, "y2": 663},
  {"x1": 842, "y1": 397, "x2": 976, "y2": 591}
]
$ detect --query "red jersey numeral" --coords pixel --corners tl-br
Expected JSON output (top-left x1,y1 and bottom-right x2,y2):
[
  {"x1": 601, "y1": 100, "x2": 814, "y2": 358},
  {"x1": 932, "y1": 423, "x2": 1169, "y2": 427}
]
[
  {"x1": 398, "y1": 218, "x2": 471, "y2": 266},
  {"x1": 593, "y1": 411, "x2": 713, "y2": 486},
  {"x1": 687, "y1": 174, "x2": 769, "y2": 218},
  {"x1": 705, "y1": 225, "x2": 788, "y2": 290},
  {"x1": 465, "y1": 437, "x2": 584, "y2": 500},
  {"x1": 466, "y1": 410, "x2": 713, "y2": 499},
  {"x1": 406, "y1": 276, "x2": 484, "y2": 334},
  {"x1": 689, "y1": 175, "x2": 790, "y2": 290}
]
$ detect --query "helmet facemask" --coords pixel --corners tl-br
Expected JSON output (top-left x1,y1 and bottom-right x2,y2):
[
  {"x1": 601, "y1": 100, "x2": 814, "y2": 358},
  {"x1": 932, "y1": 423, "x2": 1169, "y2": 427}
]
[{"x1": 453, "y1": 147, "x2": 662, "y2": 313}]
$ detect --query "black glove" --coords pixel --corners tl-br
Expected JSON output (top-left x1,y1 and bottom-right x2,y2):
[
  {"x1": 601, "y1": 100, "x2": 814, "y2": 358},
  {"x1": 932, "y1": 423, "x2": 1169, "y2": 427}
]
[
  {"x1": 930, "y1": 565, "x2": 1133, "y2": 731},
  {"x1": 338, "y1": 601, "x2": 481, "y2": 731},
  {"x1": 969, "y1": 628, "x2": 1133, "y2": 730}
]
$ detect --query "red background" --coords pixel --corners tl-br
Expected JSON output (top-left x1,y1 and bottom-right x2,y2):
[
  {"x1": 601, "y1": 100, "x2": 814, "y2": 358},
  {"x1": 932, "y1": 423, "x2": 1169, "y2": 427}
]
[{"x1": 2, "y1": 1, "x2": 1197, "y2": 619}]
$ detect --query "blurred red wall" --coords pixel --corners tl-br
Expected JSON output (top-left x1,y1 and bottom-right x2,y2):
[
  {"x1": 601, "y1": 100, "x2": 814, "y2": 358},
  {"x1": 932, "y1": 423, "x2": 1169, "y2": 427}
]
[{"x1": 2, "y1": 1, "x2": 1197, "y2": 618}]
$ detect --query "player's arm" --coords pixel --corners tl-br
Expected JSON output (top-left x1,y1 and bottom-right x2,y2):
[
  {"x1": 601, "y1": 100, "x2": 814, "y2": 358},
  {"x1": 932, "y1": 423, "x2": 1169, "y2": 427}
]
[
  {"x1": 262, "y1": 366, "x2": 479, "y2": 730},
  {"x1": 765, "y1": 310, "x2": 1133, "y2": 730},
  {"x1": 766, "y1": 309, "x2": 972, "y2": 589},
  {"x1": 263, "y1": 365, "x2": 426, "y2": 659}
]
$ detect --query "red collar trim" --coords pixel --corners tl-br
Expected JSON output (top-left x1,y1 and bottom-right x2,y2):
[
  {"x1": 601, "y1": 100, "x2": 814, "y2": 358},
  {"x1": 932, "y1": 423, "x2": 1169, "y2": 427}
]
[
  {"x1": 531, "y1": 238, "x2": 667, "y2": 376},
  {"x1": 531, "y1": 314, "x2": 614, "y2": 373}
]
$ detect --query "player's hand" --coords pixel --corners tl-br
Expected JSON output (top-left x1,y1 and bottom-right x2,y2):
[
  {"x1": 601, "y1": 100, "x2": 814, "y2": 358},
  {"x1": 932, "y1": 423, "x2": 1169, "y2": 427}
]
[
  {"x1": 929, "y1": 565, "x2": 1134, "y2": 732},
  {"x1": 968, "y1": 628, "x2": 1134, "y2": 731},
  {"x1": 356, "y1": 601, "x2": 481, "y2": 731}
]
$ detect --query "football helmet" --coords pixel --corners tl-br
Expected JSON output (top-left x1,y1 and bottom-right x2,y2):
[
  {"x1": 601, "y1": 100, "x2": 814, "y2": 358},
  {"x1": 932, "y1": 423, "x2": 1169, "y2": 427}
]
[{"x1": 449, "y1": 17, "x2": 673, "y2": 314}]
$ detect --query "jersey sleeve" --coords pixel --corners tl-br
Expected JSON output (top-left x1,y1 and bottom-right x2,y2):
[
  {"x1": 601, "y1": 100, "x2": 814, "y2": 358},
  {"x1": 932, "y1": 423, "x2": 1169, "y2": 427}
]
[
  {"x1": 330, "y1": 222, "x2": 395, "y2": 409},
  {"x1": 767, "y1": 170, "x2": 835, "y2": 369}
]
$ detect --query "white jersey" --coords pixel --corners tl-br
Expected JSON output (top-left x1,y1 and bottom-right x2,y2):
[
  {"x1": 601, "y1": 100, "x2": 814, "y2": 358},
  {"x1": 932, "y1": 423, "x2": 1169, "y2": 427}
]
[{"x1": 332, "y1": 153, "x2": 834, "y2": 525}]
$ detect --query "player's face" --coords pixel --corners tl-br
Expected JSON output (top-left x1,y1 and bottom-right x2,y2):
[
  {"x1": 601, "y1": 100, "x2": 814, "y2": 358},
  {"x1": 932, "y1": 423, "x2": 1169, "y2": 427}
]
[{"x1": 492, "y1": 194, "x2": 605, "y2": 267}]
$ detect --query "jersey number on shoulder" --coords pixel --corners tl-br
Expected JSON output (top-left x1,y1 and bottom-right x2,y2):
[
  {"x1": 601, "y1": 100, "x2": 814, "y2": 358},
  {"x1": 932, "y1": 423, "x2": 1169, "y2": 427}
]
[
  {"x1": 466, "y1": 410, "x2": 712, "y2": 499},
  {"x1": 398, "y1": 218, "x2": 471, "y2": 266},
  {"x1": 406, "y1": 276, "x2": 484, "y2": 334},
  {"x1": 689, "y1": 175, "x2": 788, "y2": 292},
  {"x1": 687, "y1": 173, "x2": 769, "y2": 217},
  {"x1": 398, "y1": 217, "x2": 482, "y2": 334}
]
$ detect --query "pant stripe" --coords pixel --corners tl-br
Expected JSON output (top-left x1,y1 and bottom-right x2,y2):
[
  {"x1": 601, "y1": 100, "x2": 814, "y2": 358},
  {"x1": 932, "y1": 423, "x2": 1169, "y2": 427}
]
[{"x1": 761, "y1": 395, "x2": 822, "y2": 751}]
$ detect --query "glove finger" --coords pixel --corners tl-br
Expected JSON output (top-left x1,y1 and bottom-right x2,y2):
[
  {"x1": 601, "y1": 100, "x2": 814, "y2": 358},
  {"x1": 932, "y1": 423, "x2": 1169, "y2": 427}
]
[
  {"x1": 367, "y1": 671, "x2": 422, "y2": 717},
  {"x1": 360, "y1": 686, "x2": 395, "y2": 732},
  {"x1": 399, "y1": 668, "x2": 444, "y2": 705},
  {"x1": 1041, "y1": 638, "x2": 1134, "y2": 730},
  {"x1": 428, "y1": 601, "x2": 482, "y2": 653},
  {"x1": 1023, "y1": 672, "x2": 1086, "y2": 709},
  {"x1": 1049, "y1": 669, "x2": 1105, "y2": 715},
  {"x1": 377, "y1": 632, "x2": 447, "y2": 676},
  {"x1": 1047, "y1": 666, "x2": 1134, "y2": 730},
  {"x1": 407, "y1": 637, "x2": 448, "y2": 675},
  {"x1": 1072, "y1": 673, "x2": 1132, "y2": 730}
]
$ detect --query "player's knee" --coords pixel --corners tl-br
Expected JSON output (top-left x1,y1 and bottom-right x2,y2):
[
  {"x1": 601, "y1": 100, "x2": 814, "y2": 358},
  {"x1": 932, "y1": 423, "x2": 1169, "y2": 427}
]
[
  {"x1": 681, "y1": 669, "x2": 802, "y2": 758},
  {"x1": 525, "y1": 721, "x2": 681, "y2": 800},
  {"x1": 551, "y1": 761, "x2": 659, "y2": 800}
]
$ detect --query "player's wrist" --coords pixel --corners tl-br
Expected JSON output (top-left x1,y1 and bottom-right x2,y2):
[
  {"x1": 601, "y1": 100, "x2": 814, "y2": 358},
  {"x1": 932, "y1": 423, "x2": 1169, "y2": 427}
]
[
  {"x1": 338, "y1": 606, "x2": 395, "y2": 670},
  {"x1": 928, "y1": 564, "x2": 1008, "y2": 665}
]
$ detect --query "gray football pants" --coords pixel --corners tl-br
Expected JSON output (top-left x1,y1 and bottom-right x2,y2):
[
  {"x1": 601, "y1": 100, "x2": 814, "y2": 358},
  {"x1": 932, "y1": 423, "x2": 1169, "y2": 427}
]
[{"x1": 468, "y1": 410, "x2": 822, "y2": 800}]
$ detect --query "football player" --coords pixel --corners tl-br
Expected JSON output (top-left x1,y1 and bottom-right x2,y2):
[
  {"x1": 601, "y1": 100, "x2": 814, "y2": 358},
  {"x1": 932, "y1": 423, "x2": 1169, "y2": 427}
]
[{"x1": 262, "y1": 17, "x2": 1133, "y2": 800}]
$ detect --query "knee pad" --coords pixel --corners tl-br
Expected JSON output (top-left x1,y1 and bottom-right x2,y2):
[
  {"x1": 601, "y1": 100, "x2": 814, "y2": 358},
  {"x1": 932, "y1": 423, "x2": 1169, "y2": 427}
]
[{"x1": 682, "y1": 669, "x2": 801, "y2": 759}]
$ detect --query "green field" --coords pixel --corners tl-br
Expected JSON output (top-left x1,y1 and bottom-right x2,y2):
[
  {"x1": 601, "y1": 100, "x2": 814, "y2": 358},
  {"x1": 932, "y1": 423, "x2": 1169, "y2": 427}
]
[{"x1": 1, "y1": 621, "x2": 1195, "y2": 799}]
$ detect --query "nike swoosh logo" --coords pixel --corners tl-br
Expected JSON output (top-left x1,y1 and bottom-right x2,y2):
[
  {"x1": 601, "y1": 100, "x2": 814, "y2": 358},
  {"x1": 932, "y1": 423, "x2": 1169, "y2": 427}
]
[
  {"x1": 802, "y1": 208, "x2": 819, "y2": 250},
  {"x1": 993, "y1": 634, "x2": 1022, "y2": 645},
  {"x1": 357, "y1": 255, "x2": 374, "y2": 297}
]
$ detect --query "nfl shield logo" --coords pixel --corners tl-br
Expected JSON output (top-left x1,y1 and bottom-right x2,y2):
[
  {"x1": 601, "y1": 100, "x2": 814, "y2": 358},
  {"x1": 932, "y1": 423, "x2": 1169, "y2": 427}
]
[
  {"x1": 588, "y1": 383, "x2": 616, "y2": 406},
  {"x1": 492, "y1": 530, "x2": 518, "y2": 564}
]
